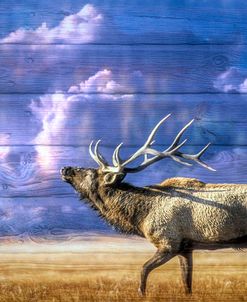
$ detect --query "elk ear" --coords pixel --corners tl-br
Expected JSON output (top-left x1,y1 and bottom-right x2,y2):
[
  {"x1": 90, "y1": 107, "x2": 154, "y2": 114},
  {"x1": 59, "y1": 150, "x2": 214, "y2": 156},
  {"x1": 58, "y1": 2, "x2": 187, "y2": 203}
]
[{"x1": 104, "y1": 172, "x2": 125, "y2": 185}]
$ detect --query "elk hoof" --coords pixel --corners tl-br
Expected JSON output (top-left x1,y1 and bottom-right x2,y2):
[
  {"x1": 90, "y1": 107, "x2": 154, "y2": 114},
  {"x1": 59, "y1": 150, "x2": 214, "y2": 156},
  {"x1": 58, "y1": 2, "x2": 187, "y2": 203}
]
[
  {"x1": 184, "y1": 288, "x2": 192, "y2": 295},
  {"x1": 138, "y1": 287, "x2": 146, "y2": 297}
]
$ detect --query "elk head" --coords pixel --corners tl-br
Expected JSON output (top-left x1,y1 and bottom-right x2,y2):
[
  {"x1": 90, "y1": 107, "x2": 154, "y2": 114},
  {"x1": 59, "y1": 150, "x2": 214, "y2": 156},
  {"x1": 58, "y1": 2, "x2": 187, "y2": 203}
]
[{"x1": 61, "y1": 114, "x2": 215, "y2": 196}]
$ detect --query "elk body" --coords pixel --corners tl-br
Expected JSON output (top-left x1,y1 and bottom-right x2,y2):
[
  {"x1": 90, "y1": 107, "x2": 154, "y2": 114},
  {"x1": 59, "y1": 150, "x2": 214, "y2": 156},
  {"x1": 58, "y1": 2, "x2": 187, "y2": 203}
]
[{"x1": 61, "y1": 115, "x2": 247, "y2": 295}]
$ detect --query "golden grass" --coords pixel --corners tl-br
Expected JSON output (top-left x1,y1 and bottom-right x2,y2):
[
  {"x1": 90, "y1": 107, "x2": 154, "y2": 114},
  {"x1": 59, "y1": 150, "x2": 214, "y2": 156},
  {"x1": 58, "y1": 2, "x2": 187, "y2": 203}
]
[{"x1": 0, "y1": 236, "x2": 246, "y2": 302}]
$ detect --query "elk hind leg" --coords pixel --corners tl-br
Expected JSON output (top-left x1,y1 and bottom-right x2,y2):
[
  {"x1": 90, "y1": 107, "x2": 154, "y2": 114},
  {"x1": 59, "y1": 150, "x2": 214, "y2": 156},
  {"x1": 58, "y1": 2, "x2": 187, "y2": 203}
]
[{"x1": 178, "y1": 250, "x2": 193, "y2": 294}]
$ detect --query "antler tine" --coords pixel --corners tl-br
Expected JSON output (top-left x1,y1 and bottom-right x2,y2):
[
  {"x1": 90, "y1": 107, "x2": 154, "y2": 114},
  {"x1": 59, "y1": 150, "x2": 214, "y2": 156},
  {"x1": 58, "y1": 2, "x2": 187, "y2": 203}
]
[
  {"x1": 89, "y1": 140, "x2": 95, "y2": 158},
  {"x1": 94, "y1": 140, "x2": 109, "y2": 168},
  {"x1": 89, "y1": 140, "x2": 108, "y2": 168},
  {"x1": 121, "y1": 114, "x2": 171, "y2": 167},
  {"x1": 94, "y1": 140, "x2": 102, "y2": 160},
  {"x1": 165, "y1": 119, "x2": 194, "y2": 152},
  {"x1": 89, "y1": 141, "x2": 100, "y2": 165},
  {"x1": 144, "y1": 114, "x2": 171, "y2": 148},
  {"x1": 112, "y1": 143, "x2": 123, "y2": 167},
  {"x1": 168, "y1": 138, "x2": 187, "y2": 153},
  {"x1": 180, "y1": 143, "x2": 216, "y2": 171}
]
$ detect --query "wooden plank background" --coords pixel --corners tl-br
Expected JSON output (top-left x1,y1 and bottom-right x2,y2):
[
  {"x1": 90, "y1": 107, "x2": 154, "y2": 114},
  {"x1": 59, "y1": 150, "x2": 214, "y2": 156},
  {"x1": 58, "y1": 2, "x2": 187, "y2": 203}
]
[
  {"x1": 0, "y1": 45, "x2": 239, "y2": 93},
  {"x1": 0, "y1": 2, "x2": 247, "y2": 45},
  {"x1": 0, "y1": 3, "x2": 247, "y2": 301},
  {"x1": 0, "y1": 1, "x2": 246, "y2": 237}
]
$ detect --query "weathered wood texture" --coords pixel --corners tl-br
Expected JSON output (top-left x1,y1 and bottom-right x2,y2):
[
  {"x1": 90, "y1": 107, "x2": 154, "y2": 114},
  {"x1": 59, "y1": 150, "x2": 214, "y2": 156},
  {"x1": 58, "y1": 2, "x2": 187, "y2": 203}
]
[
  {"x1": 0, "y1": 145, "x2": 246, "y2": 199},
  {"x1": 0, "y1": 45, "x2": 239, "y2": 93},
  {"x1": 0, "y1": 95, "x2": 246, "y2": 198},
  {"x1": 1, "y1": 95, "x2": 246, "y2": 145},
  {"x1": 0, "y1": 1, "x2": 246, "y2": 238},
  {"x1": 0, "y1": 3, "x2": 246, "y2": 44}
]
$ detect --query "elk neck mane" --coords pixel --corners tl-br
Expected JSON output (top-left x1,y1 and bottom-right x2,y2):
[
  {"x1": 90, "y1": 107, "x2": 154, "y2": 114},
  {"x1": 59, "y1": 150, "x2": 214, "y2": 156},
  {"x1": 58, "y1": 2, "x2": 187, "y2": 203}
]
[{"x1": 82, "y1": 181, "x2": 157, "y2": 236}]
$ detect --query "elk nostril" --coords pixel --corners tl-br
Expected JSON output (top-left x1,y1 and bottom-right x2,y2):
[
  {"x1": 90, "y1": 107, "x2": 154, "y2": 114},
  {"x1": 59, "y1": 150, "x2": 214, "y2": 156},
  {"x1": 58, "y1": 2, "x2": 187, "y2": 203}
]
[{"x1": 61, "y1": 167, "x2": 74, "y2": 177}]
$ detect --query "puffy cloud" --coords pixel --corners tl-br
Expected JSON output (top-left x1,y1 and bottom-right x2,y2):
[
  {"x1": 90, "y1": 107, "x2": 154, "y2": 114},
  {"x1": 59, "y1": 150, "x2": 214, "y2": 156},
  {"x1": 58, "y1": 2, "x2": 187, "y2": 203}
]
[
  {"x1": 29, "y1": 93, "x2": 78, "y2": 169},
  {"x1": 68, "y1": 69, "x2": 144, "y2": 94},
  {"x1": 0, "y1": 4, "x2": 103, "y2": 44},
  {"x1": 30, "y1": 93, "x2": 75, "y2": 145},
  {"x1": 214, "y1": 67, "x2": 247, "y2": 93},
  {"x1": 68, "y1": 69, "x2": 123, "y2": 93},
  {"x1": 29, "y1": 69, "x2": 138, "y2": 169},
  {"x1": 0, "y1": 4, "x2": 108, "y2": 94}
]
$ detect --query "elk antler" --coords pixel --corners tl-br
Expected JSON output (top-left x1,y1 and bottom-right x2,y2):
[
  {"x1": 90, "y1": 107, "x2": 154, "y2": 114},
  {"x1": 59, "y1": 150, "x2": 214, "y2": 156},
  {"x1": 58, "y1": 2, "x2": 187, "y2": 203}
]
[{"x1": 89, "y1": 114, "x2": 215, "y2": 173}]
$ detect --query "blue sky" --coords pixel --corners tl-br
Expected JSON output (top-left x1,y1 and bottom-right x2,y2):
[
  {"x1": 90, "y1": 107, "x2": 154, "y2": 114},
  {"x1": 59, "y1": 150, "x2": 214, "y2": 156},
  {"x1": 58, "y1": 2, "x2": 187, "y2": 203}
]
[
  {"x1": 0, "y1": 1, "x2": 246, "y2": 240},
  {"x1": 1, "y1": 0, "x2": 247, "y2": 44}
]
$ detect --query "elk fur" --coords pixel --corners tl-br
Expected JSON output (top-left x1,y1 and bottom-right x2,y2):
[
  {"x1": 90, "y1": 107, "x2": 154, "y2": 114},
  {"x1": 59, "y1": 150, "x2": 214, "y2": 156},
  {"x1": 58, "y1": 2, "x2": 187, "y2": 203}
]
[{"x1": 61, "y1": 167, "x2": 247, "y2": 295}]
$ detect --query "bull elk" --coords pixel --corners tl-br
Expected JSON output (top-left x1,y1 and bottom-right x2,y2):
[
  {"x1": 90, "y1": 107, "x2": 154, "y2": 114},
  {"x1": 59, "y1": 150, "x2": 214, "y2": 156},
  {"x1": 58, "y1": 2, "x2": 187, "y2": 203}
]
[{"x1": 61, "y1": 114, "x2": 247, "y2": 295}]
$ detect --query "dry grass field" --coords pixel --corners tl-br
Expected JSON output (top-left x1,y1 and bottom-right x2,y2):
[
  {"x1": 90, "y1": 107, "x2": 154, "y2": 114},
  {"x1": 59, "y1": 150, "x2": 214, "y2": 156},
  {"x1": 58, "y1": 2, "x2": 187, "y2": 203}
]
[{"x1": 0, "y1": 235, "x2": 246, "y2": 302}]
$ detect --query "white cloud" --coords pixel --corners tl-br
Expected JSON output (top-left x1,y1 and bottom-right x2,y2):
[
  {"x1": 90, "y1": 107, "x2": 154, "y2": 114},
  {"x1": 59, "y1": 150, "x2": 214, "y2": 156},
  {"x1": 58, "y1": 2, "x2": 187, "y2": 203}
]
[
  {"x1": 1, "y1": 4, "x2": 103, "y2": 44},
  {"x1": 69, "y1": 69, "x2": 123, "y2": 93},
  {"x1": 30, "y1": 93, "x2": 74, "y2": 145},
  {"x1": 214, "y1": 67, "x2": 247, "y2": 93},
  {"x1": 29, "y1": 69, "x2": 140, "y2": 169},
  {"x1": 29, "y1": 93, "x2": 78, "y2": 169},
  {"x1": 68, "y1": 69, "x2": 144, "y2": 94}
]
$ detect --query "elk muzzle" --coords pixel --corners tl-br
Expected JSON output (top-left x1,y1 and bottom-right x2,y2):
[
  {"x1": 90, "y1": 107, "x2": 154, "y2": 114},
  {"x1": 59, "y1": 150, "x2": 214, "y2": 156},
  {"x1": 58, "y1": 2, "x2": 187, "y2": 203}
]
[{"x1": 61, "y1": 166, "x2": 75, "y2": 181}]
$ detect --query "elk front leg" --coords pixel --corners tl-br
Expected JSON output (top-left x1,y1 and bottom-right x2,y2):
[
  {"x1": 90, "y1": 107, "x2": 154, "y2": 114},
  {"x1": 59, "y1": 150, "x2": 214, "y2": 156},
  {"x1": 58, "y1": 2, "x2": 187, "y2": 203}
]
[
  {"x1": 138, "y1": 249, "x2": 176, "y2": 296},
  {"x1": 178, "y1": 250, "x2": 193, "y2": 294}
]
